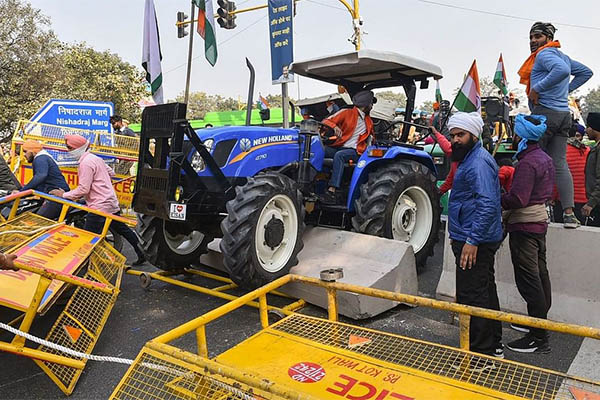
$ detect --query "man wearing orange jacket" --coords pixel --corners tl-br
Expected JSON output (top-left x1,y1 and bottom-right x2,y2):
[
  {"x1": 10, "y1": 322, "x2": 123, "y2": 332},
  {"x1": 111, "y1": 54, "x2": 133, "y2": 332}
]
[{"x1": 320, "y1": 90, "x2": 375, "y2": 204}]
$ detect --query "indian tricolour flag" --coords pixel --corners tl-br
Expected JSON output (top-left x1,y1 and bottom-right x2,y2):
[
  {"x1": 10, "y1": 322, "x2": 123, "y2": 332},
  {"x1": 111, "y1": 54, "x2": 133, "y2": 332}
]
[
  {"x1": 194, "y1": 0, "x2": 218, "y2": 66},
  {"x1": 142, "y1": 0, "x2": 164, "y2": 104},
  {"x1": 454, "y1": 60, "x2": 481, "y2": 113},
  {"x1": 493, "y1": 53, "x2": 508, "y2": 95},
  {"x1": 435, "y1": 80, "x2": 443, "y2": 103}
]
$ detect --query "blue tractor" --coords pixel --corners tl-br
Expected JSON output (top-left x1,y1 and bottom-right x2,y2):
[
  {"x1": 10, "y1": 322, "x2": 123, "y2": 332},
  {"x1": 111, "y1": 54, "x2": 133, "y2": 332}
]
[{"x1": 133, "y1": 50, "x2": 443, "y2": 288}]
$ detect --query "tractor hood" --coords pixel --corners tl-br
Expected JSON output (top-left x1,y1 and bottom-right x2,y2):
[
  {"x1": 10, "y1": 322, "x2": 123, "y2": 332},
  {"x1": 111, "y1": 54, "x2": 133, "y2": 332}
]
[{"x1": 291, "y1": 49, "x2": 443, "y2": 93}]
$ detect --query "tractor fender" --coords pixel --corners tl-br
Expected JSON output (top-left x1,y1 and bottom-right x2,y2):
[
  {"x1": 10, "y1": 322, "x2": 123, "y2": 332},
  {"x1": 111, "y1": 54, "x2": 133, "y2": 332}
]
[{"x1": 346, "y1": 145, "x2": 438, "y2": 211}]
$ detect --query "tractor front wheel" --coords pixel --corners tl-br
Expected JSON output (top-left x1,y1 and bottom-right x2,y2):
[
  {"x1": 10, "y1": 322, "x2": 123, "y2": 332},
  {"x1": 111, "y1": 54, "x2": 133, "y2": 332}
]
[
  {"x1": 352, "y1": 161, "x2": 441, "y2": 266},
  {"x1": 220, "y1": 172, "x2": 305, "y2": 289}
]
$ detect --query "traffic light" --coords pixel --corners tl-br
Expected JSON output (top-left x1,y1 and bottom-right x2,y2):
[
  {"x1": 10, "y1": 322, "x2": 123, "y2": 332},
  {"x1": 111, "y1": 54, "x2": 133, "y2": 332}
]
[
  {"x1": 216, "y1": 0, "x2": 236, "y2": 30},
  {"x1": 177, "y1": 11, "x2": 188, "y2": 38}
]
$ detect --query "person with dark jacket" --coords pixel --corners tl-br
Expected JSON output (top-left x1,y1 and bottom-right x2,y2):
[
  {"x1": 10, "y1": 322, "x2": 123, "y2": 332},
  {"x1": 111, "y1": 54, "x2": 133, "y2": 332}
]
[
  {"x1": 448, "y1": 112, "x2": 504, "y2": 360},
  {"x1": 110, "y1": 115, "x2": 136, "y2": 137},
  {"x1": 0, "y1": 155, "x2": 18, "y2": 192},
  {"x1": 518, "y1": 21, "x2": 593, "y2": 228},
  {"x1": 15, "y1": 140, "x2": 70, "y2": 219},
  {"x1": 583, "y1": 112, "x2": 600, "y2": 227},
  {"x1": 502, "y1": 114, "x2": 555, "y2": 354}
]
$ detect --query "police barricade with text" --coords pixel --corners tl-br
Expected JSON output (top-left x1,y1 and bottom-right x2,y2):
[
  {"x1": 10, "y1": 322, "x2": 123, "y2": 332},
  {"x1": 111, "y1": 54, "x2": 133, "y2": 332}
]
[
  {"x1": 111, "y1": 274, "x2": 600, "y2": 400},
  {"x1": 0, "y1": 190, "x2": 129, "y2": 395}
]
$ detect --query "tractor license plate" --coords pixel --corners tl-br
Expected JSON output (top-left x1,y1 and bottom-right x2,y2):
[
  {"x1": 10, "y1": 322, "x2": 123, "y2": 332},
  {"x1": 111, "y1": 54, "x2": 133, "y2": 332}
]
[{"x1": 169, "y1": 203, "x2": 187, "y2": 221}]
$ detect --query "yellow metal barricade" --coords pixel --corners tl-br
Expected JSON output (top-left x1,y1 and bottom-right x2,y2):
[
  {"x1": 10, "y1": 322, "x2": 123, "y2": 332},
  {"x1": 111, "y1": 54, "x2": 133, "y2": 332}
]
[
  {"x1": 0, "y1": 191, "x2": 128, "y2": 395},
  {"x1": 112, "y1": 275, "x2": 600, "y2": 400}
]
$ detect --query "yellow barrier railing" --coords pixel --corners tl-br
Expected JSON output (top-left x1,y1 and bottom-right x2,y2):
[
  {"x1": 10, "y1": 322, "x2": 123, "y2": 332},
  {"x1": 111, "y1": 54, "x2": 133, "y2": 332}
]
[
  {"x1": 0, "y1": 190, "x2": 134, "y2": 236},
  {"x1": 152, "y1": 274, "x2": 600, "y2": 353},
  {"x1": 11, "y1": 119, "x2": 140, "y2": 162}
]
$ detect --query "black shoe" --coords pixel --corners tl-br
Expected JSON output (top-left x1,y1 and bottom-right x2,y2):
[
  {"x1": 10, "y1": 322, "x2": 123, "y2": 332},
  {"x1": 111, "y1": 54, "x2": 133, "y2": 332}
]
[
  {"x1": 132, "y1": 255, "x2": 147, "y2": 266},
  {"x1": 451, "y1": 357, "x2": 497, "y2": 373},
  {"x1": 319, "y1": 191, "x2": 338, "y2": 205},
  {"x1": 493, "y1": 344, "x2": 505, "y2": 359},
  {"x1": 510, "y1": 323, "x2": 530, "y2": 333},
  {"x1": 506, "y1": 334, "x2": 550, "y2": 354}
]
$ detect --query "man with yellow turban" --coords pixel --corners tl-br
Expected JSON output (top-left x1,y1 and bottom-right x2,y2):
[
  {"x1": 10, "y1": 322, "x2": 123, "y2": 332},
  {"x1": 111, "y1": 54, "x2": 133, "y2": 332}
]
[{"x1": 15, "y1": 140, "x2": 70, "y2": 219}]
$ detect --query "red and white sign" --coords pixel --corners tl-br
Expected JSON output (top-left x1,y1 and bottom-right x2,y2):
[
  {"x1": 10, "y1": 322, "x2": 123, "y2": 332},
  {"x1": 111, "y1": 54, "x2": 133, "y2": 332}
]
[{"x1": 288, "y1": 362, "x2": 326, "y2": 383}]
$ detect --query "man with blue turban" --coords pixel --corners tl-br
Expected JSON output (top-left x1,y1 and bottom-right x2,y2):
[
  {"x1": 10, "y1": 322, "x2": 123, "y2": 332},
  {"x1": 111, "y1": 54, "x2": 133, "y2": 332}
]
[{"x1": 501, "y1": 114, "x2": 555, "y2": 354}]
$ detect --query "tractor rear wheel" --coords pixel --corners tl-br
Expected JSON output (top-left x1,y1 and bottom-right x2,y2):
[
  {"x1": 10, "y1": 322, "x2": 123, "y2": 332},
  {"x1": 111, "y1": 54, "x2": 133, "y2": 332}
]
[
  {"x1": 220, "y1": 172, "x2": 305, "y2": 289},
  {"x1": 136, "y1": 215, "x2": 212, "y2": 270},
  {"x1": 352, "y1": 161, "x2": 441, "y2": 266}
]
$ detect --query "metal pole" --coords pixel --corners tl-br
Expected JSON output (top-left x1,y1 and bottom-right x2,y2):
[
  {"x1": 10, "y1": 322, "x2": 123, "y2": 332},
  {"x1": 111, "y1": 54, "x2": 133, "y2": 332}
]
[
  {"x1": 353, "y1": 0, "x2": 360, "y2": 50},
  {"x1": 184, "y1": 2, "x2": 196, "y2": 106},
  {"x1": 282, "y1": 82, "x2": 289, "y2": 128},
  {"x1": 245, "y1": 58, "x2": 255, "y2": 126}
]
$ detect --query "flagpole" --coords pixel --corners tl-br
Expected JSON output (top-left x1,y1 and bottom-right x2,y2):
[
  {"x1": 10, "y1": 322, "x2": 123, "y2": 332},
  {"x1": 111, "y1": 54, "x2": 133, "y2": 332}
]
[{"x1": 184, "y1": 2, "x2": 196, "y2": 106}]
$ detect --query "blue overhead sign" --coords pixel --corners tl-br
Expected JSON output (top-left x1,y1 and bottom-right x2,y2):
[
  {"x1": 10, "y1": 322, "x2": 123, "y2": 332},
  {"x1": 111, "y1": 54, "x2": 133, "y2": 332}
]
[
  {"x1": 30, "y1": 99, "x2": 114, "y2": 132},
  {"x1": 268, "y1": 0, "x2": 294, "y2": 84}
]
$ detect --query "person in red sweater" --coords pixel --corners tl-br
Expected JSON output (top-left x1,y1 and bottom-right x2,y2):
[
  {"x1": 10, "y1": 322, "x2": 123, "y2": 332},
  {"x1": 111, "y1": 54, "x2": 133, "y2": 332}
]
[
  {"x1": 320, "y1": 90, "x2": 375, "y2": 204},
  {"x1": 497, "y1": 158, "x2": 516, "y2": 192},
  {"x1": 428, "y1": 127, "x2": 456, "y2": 194},
  {"x1": 553, "y1": 135, "x2": 589, "y2": 223}
]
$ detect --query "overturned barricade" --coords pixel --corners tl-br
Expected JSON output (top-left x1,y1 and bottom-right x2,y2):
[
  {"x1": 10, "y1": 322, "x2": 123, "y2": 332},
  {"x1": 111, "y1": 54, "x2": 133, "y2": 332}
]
[
  {"x1": 0, "y1": 190, "x2": 128, "y2": 395},
  {"x1": 112, "y1": 274, "x2": 600, "y2": 400}
]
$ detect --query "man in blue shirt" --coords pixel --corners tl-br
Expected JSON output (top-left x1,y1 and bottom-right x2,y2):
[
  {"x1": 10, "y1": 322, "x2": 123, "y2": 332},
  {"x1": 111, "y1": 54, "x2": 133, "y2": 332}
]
[
  {"x1": 522, "y1": 22, "x2": 593, "y2": 228},
  {"x1": 16, "y1": 140, "x2": 70, "y2": 219},
  {"x1": 448, "y1": 112, "x2": 504, "y2": 360}
]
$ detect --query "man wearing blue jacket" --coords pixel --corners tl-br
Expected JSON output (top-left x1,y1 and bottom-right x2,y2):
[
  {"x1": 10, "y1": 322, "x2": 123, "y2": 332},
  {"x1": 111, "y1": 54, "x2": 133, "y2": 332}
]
[
  {"x1": 448, "y1": 112, "x2": 504, "y2": 361},
  {"x1": 519, "y1": 22, "x2": 593, "y2": 228},
  {"x1": 15, "y1": 140, "x2": 70, "y2": 219}
]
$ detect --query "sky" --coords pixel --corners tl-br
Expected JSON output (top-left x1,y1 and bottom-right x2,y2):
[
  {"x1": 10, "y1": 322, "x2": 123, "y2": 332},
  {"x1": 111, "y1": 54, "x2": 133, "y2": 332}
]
[{"x1": 28, "y1": 0, "x2": 600, "y2": 110}]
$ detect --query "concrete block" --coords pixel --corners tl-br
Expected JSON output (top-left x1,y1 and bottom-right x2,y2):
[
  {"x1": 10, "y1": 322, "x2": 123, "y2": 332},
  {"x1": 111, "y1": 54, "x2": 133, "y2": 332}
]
[
  {"x1": 436, "y1": 223, "x2": 600, "y2": 327},
  {"x1": 201, "y1": 227, "x2": 418, "y2": 320}
]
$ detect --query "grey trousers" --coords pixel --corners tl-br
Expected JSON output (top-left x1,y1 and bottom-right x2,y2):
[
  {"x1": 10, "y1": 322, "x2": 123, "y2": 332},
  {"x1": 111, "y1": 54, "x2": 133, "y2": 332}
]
[{"x1": 534, "y1": 105, "x2": 574, "y2": 210}]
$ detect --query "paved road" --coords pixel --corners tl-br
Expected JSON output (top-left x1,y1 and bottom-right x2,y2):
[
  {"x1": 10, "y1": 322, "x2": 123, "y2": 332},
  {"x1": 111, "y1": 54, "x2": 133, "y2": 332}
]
[{"x1": 0, "y1": 231, "x2": 587, "y2": 399}]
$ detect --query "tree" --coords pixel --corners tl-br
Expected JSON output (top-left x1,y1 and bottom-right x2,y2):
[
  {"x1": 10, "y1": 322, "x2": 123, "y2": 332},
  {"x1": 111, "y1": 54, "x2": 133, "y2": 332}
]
[
  {"x1": 0, "y1": 0, "x2": 62, "y2": 139},
  {"x1": 51, "y1": 43, "x2": 147, "y2": 123},
  {"x1": 175, "y1": 91, "x2": 239, "y2": 119},
  {"x1": 419, "y1": 101, "x2": 434, "y2": 113},
  {"x1": 582, "y1": 86, "x2": 600, "y2": 117},
  {"x1": 0, "y1": 0, "x2": 148, "y2": 140},
  {"x1": 375, "y1": 91, "x2": 406, "y2": 108},
  {"x1": 264, "y1": 94, "x2": 282, "y2": 108}
]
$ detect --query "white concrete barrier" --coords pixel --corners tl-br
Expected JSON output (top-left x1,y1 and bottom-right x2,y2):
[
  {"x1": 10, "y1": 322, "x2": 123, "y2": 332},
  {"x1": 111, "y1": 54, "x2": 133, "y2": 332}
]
[
  {"x1": 436, "y1": 223, "x2": 600, "y2": 327},
  {"x1": 201, "y1": 226, "x2": 418, "y2": 319}
]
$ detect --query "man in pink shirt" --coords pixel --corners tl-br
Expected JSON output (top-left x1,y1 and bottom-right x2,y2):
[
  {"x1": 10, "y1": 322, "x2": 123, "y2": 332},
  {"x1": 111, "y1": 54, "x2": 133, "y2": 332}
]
[{"x1": 52, "y1": 135, "x2": 146, "y2": 265}]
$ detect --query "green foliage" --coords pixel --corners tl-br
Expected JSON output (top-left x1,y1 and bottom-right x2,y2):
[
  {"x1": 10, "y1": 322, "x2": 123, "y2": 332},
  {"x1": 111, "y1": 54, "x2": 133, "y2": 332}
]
[
  {"x1": 374, "y1": 91, "x2": 406, "y2": 108},
  {"x1": 582, "y1": 87, "x2": 600, "y2": 116},
  {"x1": 0, "y1": 0, "x2": 61, "y2": 139},
  {"x1": 0, "y1": 0, "x2": 147, "y2": 140},
  {"x1": 419, "y1": 101, "x2": 434, "y2": 113},
  {"x1": 175, "y1": 92, "x2": 241, "y2": 119}
]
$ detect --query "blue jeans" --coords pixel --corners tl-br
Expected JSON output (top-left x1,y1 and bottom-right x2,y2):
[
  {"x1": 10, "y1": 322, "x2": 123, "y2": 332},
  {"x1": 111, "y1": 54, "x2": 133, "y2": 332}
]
[
  {"x1": 324, "y1": 147, "x2": 358, "y2": 188},
  {"x1": 84, "y1": 212, "x2": 144, "y2": 258}
]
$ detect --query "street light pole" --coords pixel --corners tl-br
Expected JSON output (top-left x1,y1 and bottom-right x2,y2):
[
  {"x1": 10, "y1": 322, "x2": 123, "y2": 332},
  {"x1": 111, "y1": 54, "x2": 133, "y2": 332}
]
[{"x1": 184, "y1": 2, "x2": 195, "y2": 106}]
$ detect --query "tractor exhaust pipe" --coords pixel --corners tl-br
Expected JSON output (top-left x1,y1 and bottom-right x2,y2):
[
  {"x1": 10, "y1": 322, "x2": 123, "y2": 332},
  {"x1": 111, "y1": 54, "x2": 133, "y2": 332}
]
[{"x1": 245, "y1": 58, "x2": 255, "y2": 126}]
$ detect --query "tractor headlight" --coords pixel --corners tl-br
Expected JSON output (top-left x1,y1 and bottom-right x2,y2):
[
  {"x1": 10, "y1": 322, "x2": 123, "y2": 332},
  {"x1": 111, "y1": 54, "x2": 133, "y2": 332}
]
[
  {"x1": 191, "y1": 139, "x2": 214, "y2": 172},
  {"x1": 433, "y1": 156, "x2": 445, "y2": 165}
]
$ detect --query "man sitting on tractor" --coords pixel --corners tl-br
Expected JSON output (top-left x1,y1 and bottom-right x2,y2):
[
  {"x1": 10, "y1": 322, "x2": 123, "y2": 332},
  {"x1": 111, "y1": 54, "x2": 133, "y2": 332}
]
[{"x1": 319, "y1": 90, "x2": 375, "y2": 204}]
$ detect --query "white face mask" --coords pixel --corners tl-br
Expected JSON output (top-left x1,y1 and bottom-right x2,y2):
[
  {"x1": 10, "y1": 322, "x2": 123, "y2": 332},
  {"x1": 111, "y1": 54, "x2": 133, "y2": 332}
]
[
  {"x1": 68, "y1": 145, "x2": 87, "y2": 161},
  {"x1": 327, "y1": 105, "x2": 334, "y2": 113}
]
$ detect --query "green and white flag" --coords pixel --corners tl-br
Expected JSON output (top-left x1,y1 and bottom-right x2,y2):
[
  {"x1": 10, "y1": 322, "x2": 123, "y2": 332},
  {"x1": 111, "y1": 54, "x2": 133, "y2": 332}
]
[
  {"x1": 493, "y1": 53, "x2": 508, "y2": 95},
  {"x1": 194, "y1": 0, "x2": 218, "y2": 66},
  {"x1": 142, "y1": 0, "x2": 163, "y2": 104},
  {"x1": 435, "y1": 80, "x2": 443, "y2": 103}
]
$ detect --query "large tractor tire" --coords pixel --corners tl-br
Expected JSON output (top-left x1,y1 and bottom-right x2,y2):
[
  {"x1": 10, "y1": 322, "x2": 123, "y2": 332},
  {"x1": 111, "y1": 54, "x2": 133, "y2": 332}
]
[
  {"x1": 136, "y1": 214, "x2": 212, "y2": 270},
  {"x1": 220, "y1": 172, "x2": 305, "y2": 289},
  {"x1": 352, "y1": 161, "x2": 441, "y2": 266}
]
